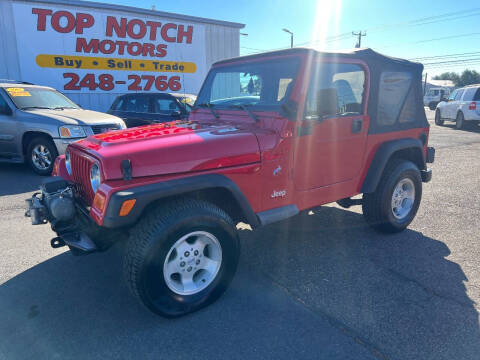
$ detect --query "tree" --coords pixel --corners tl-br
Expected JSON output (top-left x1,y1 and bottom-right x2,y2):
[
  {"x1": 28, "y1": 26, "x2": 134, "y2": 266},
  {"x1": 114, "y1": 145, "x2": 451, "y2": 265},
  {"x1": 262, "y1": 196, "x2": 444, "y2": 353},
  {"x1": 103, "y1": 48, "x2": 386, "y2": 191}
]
[
  {"x1": 458, "y1": 70, "x2": 480, "y2": 87},
  {"x1": 433, "y1": 69, "x2": 480, "y2": 87},
  {"x1": 432, "y1": 72, "x2": 460, "y2": 85}
]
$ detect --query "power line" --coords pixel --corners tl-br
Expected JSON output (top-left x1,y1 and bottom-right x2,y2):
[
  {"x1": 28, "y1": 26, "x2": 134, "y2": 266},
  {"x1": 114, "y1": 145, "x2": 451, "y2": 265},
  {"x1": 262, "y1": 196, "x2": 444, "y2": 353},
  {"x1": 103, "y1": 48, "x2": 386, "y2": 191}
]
[
  {"x1": 409, "y1": 51, "x2": 480, "y2": 61},
  {"x1": 295, "y1": 7, "x2": 480, "y2": 48}
]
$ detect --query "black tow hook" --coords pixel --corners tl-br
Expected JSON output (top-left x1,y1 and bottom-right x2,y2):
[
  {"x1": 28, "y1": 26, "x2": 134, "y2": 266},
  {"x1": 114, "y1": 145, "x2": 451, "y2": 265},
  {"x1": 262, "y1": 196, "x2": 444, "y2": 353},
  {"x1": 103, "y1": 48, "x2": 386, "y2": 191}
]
[{"x1": 51, "y1": 237, "x2": 66, "y2": 249}]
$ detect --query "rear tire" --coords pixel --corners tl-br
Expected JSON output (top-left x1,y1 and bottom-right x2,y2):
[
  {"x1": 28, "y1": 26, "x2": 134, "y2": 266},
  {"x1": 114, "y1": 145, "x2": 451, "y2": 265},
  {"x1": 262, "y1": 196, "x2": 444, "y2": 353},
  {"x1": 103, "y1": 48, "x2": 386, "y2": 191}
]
[
  {"x1": 124, "y1": 198, "x2": 240, "y2": 317},
  {"x1": 435, "y1": 109, "x2": 444, "y2": 126},
  {"x1": 455, "y1": 112, "x2": 465, "y2": 129},
  {"x1": 362, "y1": 160, "x2": 422, "y2": 233},
  {"x1": 26, "y1": 136, "x2": 58, "y2": 175}
]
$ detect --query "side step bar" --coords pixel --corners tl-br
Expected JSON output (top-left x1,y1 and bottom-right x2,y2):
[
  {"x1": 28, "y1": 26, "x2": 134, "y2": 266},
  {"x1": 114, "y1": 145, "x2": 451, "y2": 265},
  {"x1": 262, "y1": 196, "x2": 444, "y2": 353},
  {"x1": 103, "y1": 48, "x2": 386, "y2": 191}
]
[{"x1": 336, "y1": 197, "x2": 363, "y2": 209}]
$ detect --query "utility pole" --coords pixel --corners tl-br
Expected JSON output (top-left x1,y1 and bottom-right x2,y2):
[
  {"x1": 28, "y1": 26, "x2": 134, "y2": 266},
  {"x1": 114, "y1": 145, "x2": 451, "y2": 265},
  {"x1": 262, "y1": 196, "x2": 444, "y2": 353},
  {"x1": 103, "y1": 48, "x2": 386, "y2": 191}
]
[
  {"x1": 424, "y1": 73, "x2": 428, "y2": 95},
  {"x1": 352, "y1": 31, "x2": 366, "y2": 48}
]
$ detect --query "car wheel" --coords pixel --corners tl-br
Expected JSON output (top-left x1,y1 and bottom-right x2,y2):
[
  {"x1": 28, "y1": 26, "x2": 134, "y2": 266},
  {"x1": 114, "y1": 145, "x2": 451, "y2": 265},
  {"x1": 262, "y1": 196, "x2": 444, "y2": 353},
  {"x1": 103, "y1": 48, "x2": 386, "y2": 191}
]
[
  {"x1": 429, "y1": 102, "x2": 437, "y2": 111},
  {"x1": 362, "y1": 160, "x2": 422, "y2": 233},
  {"x1": 455, "y1": 112, "x2": 465, "y2": 129},
  {"x1": 26, "y1": 136, "x2": 58, "y2": 175},
  {"x1": 434, "y1": 109, "x2": 444, "y2": 126},
  {"x1": 124, "y1": 198, "x2": 240, "y2": 317}
]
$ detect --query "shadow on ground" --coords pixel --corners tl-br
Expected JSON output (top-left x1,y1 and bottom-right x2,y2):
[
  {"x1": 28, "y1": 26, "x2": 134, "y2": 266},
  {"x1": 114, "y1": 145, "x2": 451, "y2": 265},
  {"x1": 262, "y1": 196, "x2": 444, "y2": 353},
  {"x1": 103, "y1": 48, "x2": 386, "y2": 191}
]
[
  {"x1": 0, "y1": 206, "x2": 478, "y2": 360},
  {"x1": 440, "y1": 122, "x2": 480, "y2": 133},
  {"x1": 0, "y1": 163, "x2": 42, "y2": 196}
]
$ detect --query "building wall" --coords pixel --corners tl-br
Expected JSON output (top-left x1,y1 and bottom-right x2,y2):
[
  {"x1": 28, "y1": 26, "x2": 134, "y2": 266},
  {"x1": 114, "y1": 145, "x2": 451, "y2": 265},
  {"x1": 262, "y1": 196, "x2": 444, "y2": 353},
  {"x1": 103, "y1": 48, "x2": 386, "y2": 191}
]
[{"x1": 0, "y1": 0, "x2": 242, "y2": 112}]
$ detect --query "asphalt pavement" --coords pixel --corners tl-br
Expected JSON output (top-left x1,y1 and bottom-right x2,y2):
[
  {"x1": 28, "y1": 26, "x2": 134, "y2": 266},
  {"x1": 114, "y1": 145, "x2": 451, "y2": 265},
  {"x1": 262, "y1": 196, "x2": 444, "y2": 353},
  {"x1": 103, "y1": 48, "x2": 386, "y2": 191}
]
[{"x1": 0, "y1": 110, "x2": 479, "y2": 360}]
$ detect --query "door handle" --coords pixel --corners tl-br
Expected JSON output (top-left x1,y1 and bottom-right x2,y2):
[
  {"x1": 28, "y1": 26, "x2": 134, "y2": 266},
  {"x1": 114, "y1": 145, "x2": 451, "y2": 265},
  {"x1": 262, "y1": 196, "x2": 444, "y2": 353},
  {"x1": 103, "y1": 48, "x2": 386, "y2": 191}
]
[{"x1": 352, "y1": 118, "x2": 362, "y2": 133}]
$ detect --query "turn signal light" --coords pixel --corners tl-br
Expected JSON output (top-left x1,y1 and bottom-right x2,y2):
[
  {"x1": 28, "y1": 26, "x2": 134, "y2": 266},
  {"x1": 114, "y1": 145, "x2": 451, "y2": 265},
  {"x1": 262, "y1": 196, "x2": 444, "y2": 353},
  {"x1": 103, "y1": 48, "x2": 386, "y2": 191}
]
[
  {"x1": 119, "y1": 199, "x2": 136, "y2": 216},
  {"x1": 92, "y1": 192, "x2": 106, "y2": 212}
]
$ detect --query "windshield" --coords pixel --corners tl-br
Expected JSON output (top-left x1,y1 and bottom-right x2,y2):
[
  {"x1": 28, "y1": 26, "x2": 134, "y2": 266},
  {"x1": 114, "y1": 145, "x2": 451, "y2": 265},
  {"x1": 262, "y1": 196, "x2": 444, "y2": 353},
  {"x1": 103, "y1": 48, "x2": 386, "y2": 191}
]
[
  {"x1": 427, "y1": 89, "x2": 439, "y2": 96},
  {"x1": 196, "y1": 57, "x2": 300, "y2": 110},
  {"x1": 5, "y1": 87, "x2": 80, "y2": 110}
]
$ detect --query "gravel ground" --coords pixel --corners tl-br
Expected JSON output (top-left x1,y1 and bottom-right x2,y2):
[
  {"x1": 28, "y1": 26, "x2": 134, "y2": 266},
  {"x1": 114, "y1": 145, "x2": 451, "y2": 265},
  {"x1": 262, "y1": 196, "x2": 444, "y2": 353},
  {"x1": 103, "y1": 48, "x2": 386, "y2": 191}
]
[{"x1": 0, "y1": 110, "x2": 479, "y2": 360}]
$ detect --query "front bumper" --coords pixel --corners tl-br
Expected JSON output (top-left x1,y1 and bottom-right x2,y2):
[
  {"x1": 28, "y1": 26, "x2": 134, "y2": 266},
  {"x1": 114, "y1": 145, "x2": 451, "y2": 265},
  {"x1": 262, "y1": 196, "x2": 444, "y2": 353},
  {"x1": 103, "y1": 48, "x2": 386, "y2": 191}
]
[
  {"x1": 53, "y1": 138, "x2": 82, "y2": 155},
  {"x1": 25, "y1": 177, "x2": 99, "y2": 255}
]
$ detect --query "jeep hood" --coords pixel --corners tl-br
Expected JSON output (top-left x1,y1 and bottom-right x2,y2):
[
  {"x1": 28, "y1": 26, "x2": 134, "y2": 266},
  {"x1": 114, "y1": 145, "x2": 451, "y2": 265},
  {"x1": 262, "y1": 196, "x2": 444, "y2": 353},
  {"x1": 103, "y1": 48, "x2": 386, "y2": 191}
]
[
  {"x1": 23, "y1": 108, "x2": 123, "y2": 126},
  {"x1": 71, "y1": 120, "x2": 261, "y2": 180}
]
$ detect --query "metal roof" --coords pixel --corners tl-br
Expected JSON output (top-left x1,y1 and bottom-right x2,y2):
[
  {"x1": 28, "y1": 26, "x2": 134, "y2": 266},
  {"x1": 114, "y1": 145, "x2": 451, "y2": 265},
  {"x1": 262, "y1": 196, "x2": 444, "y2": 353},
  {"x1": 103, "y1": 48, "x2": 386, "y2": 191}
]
[{"x1": 18, "y1": 0, "x2": 245, "y2": 28}]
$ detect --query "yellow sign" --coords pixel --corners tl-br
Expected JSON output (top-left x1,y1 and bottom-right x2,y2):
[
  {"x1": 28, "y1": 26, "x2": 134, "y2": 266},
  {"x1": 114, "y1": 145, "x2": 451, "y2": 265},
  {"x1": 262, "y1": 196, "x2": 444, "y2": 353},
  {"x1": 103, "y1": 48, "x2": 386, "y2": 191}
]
[
  {"x1": 36, "y1": 54, "x2": 197, "y2": 73},
  {"x1": 6, "y1": 88, "x2": 31, "y2": 96}
]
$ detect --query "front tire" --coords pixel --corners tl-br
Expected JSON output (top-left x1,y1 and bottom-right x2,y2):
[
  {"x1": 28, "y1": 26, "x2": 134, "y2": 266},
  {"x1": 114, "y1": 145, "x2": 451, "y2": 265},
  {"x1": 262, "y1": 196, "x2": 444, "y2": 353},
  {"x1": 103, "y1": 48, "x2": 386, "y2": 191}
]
[
  {"x1": 124, "y1": 198, "x2": 240, "y2": 317},
  {"x1": 455, "y1": 112, "x2": 465, "y2": 129},
  {"x1": 26, "y1": 136, "x2": 58, "y2": 175},
  {"x1": 362, "y1": 160, "x2": 422, "y2": 233},
  {"x1": 435, "y1": 109, "x2": 444, "y2": 126}
]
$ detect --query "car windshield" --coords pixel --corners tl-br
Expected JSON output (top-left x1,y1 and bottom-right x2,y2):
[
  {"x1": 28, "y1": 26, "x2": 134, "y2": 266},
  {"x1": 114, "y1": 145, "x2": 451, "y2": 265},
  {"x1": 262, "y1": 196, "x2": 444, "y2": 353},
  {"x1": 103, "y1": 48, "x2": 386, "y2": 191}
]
[
  {"x1": 4, "y1": 87, "x2": 80, "y2": 110},
  {"x1": 195, "y1": 57, "x2": 300, "y2": 110}
]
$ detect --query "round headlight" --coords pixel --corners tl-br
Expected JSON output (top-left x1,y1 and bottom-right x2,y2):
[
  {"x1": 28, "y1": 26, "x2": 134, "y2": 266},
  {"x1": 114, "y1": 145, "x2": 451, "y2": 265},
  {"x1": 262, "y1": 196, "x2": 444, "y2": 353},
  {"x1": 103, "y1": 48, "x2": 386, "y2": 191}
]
[
  {"x1": 65, "y1": 150, "x2": 72, "y2": 175},
  {"x1": 90, "y1": 163, "x2": 101, "y2": 193}
]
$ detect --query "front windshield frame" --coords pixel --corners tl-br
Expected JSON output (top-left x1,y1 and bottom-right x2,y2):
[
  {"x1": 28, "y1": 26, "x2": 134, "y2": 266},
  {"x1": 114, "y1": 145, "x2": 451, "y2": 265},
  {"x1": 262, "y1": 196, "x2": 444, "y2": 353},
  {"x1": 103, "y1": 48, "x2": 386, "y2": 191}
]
[
  {"x1": 195, "y1": 56, "x2": 301, "y2": 112},
  {"x1": 4, "y1": 87, "x2": 80, "y2": 110}
]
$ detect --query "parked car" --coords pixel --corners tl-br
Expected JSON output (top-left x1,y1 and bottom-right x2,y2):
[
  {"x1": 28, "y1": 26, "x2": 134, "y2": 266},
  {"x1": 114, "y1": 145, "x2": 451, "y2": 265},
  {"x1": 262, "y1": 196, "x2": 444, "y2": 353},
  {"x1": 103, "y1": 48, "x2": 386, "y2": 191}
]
[
  {"x1": 423, "y1": 87, "x2": 450, "y2": 110},
  {"x1": 108, "y1": 93, "x2": 190, "y2": 128},
  {"x1": 0, "y1": 81, "x2": 126, "y2": 175},
  {"x1": 435, "y1": 84, "x2": 480, "y2": 129},
  {"x1": 26, "y1": 48, "x2": 434, "y2": 317},
  {"x1": 170, "y1": 93, "x2": 197, "y2": 111}
]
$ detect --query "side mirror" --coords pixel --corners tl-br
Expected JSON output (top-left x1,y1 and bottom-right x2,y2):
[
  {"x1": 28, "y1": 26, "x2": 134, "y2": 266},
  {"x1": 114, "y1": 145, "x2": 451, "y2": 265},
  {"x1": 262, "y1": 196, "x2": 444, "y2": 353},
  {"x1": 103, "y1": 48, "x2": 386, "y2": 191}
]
[{"x1": 316, "y1": 88, "x2": 338, "y2": 119}]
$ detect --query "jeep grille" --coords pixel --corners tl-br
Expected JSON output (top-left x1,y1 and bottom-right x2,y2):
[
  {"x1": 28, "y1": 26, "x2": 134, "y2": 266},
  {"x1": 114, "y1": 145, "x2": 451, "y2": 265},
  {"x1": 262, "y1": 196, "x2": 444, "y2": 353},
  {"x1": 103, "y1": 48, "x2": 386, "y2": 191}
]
[{"x1": 69, "y1": 149, "x2": 95, "y2": 205}]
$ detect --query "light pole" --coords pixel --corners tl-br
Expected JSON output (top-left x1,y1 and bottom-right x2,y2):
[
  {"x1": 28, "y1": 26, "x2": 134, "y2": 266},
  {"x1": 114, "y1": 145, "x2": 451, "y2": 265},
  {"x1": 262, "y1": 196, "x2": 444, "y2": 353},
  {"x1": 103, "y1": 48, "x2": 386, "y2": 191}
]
[{"x1": 282, "y1": 28, "x2": 293, "y2": 48}]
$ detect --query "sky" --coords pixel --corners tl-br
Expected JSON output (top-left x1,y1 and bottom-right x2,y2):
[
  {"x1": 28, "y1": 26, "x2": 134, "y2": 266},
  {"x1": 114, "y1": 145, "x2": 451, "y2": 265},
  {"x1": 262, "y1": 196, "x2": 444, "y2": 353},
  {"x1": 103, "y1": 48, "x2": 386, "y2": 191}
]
[{"x1": 97, "y1": 0, "x2": 480, "y2": 79}]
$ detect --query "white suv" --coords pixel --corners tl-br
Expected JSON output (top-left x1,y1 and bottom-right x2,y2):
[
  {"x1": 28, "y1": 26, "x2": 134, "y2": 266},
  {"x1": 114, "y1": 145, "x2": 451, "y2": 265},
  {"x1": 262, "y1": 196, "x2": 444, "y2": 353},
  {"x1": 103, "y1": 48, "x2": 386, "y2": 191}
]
[{"x1": 435, "y1": 85, "x2": 480, "y2": 129}]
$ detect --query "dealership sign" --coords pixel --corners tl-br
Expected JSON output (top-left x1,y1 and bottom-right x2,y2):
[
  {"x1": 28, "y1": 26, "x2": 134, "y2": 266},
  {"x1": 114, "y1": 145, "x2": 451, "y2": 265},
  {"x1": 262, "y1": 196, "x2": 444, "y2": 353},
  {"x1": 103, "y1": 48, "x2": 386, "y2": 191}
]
[{"x1": 12, "y1": 3, "x2": 206, "y2": 94}]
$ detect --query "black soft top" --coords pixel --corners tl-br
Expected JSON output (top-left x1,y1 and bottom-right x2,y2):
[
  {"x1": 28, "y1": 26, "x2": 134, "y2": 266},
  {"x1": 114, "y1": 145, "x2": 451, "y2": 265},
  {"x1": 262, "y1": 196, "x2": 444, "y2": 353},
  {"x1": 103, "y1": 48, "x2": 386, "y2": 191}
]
[{"x1": 215, "y1": 48, "x2": 428, "y2": 133}]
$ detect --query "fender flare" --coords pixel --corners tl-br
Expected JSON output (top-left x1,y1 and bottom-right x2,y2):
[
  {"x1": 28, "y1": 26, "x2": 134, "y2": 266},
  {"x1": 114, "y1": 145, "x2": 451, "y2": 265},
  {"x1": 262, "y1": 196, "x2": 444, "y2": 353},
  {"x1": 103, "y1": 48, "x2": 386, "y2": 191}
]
[
  {"x1": 102, "y1": 174, "x2": 260, "y2": 228},
  {"x1": 361, "y1": 138, "x2": 425, "y2": 194}
]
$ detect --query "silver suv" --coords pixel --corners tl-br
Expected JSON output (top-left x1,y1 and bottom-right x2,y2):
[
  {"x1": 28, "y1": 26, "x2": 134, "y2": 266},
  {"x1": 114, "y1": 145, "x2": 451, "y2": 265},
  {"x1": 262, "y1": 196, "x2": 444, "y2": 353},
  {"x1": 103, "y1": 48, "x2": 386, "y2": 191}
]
[
  {"x1": 435, "y1": 84, "x2": 480, "y2": 129},
  {"x1": 0, "y1": 81, "x2": 126, "y2": 175}
]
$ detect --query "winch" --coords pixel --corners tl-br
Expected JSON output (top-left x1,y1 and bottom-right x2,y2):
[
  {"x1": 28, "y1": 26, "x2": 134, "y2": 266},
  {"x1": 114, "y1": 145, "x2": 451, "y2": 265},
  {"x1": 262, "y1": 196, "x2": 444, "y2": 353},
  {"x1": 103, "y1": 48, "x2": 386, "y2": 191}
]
[{"x1": 25, "y1": 177, "x2": 76, "y2": 225}]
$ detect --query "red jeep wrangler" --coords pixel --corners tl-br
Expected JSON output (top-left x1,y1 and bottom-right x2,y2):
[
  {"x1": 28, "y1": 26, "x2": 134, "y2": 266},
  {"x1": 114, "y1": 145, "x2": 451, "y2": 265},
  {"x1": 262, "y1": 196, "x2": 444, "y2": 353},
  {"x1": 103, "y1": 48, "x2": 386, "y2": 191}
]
[{"x1": 26, "y1": 48, "x2": 434, "y2": 317}]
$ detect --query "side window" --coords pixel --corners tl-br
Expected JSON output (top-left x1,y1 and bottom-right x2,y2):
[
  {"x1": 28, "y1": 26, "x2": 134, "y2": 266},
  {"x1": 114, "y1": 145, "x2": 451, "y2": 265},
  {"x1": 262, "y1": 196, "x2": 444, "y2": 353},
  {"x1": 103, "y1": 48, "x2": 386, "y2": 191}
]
[
  {"x1": 462, "y1": 88, "x2": 476, "y2": 101},
  {"x1": 113, "y1": 98, "x2": 124, "y2": 111},
  {"x1": 474, "y1": 88, "x2": 480, "y2": 101},
  {"x1": 154, "y1": 98, "x2": 180, "y2": 113},
  {"x1": 304, "y1": 63, "x2": 366, "y2": 118},
  {"x1": 377, "y1": 72, "x2": 412, "y2": 125},
  {"x1": 0, "y1": 95, "x2": 11, "y2": 115},
  {"x1": 448, "y1": 90, "x2": 457, "y2": 101},
  {"x1": 455, "y1": 89, "x2": 464, "y2": 100},
  {"x1": 123, "y1": 96, "x2": 149, "y2": 113},
  {"x1": 398, "y1": 87, "x2": 417, "y2": 123}
]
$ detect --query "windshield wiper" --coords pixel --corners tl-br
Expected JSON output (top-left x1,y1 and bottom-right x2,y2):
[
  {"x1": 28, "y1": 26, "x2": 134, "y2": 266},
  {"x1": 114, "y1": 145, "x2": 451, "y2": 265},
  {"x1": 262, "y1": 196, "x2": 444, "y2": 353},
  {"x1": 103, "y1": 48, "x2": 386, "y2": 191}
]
[
  {"x1": 196, "y1": 103, "x2": 219, "y2": 119},
  {"x1": 227, "y1": 104, "x2": 258, "y2": 122},
  {"x1": 20, "y1": 106, "x2": 53, "y2": 110},
  {"x1": 52, "y1": 106, "x2": 77, "y2": 110}
]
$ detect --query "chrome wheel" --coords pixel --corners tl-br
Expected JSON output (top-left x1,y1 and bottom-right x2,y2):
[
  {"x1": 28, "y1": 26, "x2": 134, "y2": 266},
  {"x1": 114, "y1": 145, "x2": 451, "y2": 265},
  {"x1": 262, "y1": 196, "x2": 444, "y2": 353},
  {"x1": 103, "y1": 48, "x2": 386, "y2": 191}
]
[
  {"x1": 163, "y1": 231, "x2": 222, "y2": 296},
  {"x1": 31, "y1": 144, "x2": 52, "y2": 171},
  {"x1": 391, "y1": 178, "x2": 415, "y2": 220}
]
